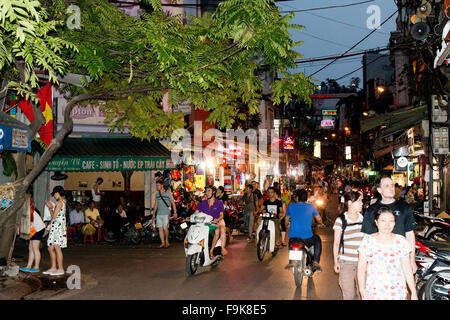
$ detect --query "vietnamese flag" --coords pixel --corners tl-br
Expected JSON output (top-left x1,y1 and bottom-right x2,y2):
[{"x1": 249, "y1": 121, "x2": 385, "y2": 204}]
[
  {"x1": 17, "y1": 83, "x2": 53, "y2": 146},
  {"x1": 36, "y1": 83, "x2": 53, "y2": 146}
]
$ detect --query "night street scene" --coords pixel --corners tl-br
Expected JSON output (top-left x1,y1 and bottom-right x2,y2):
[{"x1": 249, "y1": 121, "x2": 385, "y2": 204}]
[{"x1": 0, "y1": 0, "x2": 449, "y2": 312}]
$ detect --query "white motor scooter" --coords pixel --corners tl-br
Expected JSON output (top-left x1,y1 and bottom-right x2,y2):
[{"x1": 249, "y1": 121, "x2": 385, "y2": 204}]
[
  {"x1": 184, "y1": 212, "x2": 223, "y2": 276},
  {"x1": 255, "y1": 211, "x2": 279, "y2": 261}
]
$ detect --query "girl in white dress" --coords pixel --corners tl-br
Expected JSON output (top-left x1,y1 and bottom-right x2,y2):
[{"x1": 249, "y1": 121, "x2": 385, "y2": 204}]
[{"x1": 43, "y1": 186, "x2": 67, "y2": 276}]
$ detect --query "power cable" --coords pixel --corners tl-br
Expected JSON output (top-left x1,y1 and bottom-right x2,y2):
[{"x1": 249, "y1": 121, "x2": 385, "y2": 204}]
[
  {"x1": 307, "y1": 9, "x2": 398, "y2": 77},
  {"x1": 334, "y1": 54, "x2": 387, "y2": 81},
  {"x1": 280, "y1": 0, "x2": 376, "y2": 13},
  {"x1": 301, "y1": 31, "x2": 366, "y2": 50},
  {"x1": 303, "y1": 11, "x2": 391, "y2": 36}
]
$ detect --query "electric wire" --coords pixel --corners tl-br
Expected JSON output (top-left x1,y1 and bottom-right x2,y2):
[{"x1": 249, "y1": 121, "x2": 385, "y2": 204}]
[
  {"x1": 280, "y1": 0, "x2": 376, "y2": 13},
  {"x1": 307, "y1": 9, "x2": 398, "y2": 77}
]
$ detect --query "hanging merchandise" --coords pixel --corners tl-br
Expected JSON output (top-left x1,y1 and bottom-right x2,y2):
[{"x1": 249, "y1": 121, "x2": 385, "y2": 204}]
[{"x1": 171, "y1": 169, "x2": 180, "y2": 181}]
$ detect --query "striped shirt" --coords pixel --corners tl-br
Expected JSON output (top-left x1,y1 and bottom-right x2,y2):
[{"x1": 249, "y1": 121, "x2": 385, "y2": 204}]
[{"x1": 333, "y1": 212, "x2": 364, "y2": 262}]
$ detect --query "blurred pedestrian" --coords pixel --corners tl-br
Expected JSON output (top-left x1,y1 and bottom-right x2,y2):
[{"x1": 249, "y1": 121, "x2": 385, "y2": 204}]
[
  {"x1": 242, "y1": 184, "x2": 256, "y2": 240},
  {"x1": 92, "y1": 177, "x2": 104, "y2": 210},
  {"x1": 357, "y1": 206, "x2": 418, "y2": 300}
]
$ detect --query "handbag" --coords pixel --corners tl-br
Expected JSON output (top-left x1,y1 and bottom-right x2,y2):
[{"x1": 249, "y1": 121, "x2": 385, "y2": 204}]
[{"x1": 82, "y1": 223, "x2": 96, "y2": 235}]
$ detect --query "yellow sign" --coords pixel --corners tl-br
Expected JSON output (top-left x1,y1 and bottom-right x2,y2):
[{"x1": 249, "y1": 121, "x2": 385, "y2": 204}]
[{"x1": 194, "y1": 175, "x2": 205, "y2": 190}]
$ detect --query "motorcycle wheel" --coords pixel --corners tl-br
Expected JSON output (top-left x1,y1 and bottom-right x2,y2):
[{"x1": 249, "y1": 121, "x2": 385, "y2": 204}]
[
  {"x1": 102, "y1": 227, "x2": 117, "y2": 243},
  {"x1": 129, "y1": 228, "x2": 141, "y2": 245},
  {"x1": 429, "y1": 230, "x2": 450, "y2": 242},
  {"x1": 293, "y1": 265, "x2": 304, "y2": 288},
  {"x1": 424, "y1": 270, "x2": 450, "y2": 300},
  {"x1": 186, "y1": 253, "x2": 199, "y2": 276},
  {"x1": 418, "y1": 282, "x2": 426, "y2": 300},
  {"x1": 257, "y1": 233, "x2": 268, "y2": 261}
]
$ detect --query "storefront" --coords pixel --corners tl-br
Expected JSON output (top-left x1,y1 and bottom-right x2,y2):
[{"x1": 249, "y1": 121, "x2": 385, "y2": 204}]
[{"x1": 45, "y1": 135, "x2": 175, "y2": 214}]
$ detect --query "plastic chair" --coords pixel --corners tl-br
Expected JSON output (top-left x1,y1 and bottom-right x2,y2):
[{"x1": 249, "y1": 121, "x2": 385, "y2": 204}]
[
  {"x1": 83, "y1": 234, "x2": 94, "y2": 244},
  {"x1": 67, "y1": 226, "x2": 76, "y2": 241},
  {"x1": 96, "y1": 226, "x2": 103, "y2": 242}
]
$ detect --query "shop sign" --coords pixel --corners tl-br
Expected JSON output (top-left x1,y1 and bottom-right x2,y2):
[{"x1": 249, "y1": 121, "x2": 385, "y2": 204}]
[
  {"x1": 46, "y1": 157, "x2": 175, "y2": 172},
  {"x1": 0, "y1": 125, "x2": 30, "y2": 152},
  {"x1": 322, "y1": 109, "x2": 337, "y2": 116},
  {"x1": 283, "y1": 136, "x2": 295, "y2": 150},
  {"x1": 321, "y1": 120, "x2": 335, "y2": 127}
]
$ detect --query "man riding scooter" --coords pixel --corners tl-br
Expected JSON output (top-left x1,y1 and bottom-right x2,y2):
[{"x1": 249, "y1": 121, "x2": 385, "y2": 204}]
[
  {"x1": 195, "y1": 185, "x2": 228, "y2": 258},
  {"x1": 285, "y1": 189, "x2": 325, "y2": 272}
]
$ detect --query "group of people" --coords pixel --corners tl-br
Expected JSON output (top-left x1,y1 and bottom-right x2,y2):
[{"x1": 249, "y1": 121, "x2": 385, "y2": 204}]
[
  {"x1": 331, "y1": 176, "x2": 418, "y2": 300},
  {"x1": 19, "y1": 172, "x2": 420, "y2": 300},
  {"x1": 20, "y1": 185, "x2": 68, "y2": 276}
]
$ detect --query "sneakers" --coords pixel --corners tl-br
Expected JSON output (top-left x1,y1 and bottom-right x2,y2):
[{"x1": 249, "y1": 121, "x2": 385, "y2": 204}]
[{"x1": 19, "y1": 267, "x2": 30, "y2": 272}]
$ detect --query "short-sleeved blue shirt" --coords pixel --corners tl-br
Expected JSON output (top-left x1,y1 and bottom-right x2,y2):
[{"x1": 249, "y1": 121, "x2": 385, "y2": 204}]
[{"x1": 286, "y1": 202, "x2": 319, "y2": 239}]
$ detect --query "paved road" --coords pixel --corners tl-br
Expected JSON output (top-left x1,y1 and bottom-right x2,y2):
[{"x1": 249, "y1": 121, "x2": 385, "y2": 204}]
[
  {"x1": 15, "y1": 197, "x2": 344, "y2": 300},
  {"x1": 14, "y1": 194, "x2": 448, "y2": 300},
  {"x1": 14, "y1": 226, "x2": 341, "y2": 300}
]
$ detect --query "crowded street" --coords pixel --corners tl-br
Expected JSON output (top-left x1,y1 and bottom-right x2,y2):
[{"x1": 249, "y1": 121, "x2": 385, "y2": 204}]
[
  {"x1": 0, "y1": 0, "x2": 449, "y2": 308},
  {"x1": 14, "y1": 196, "x2": 341, "y2": 300}
]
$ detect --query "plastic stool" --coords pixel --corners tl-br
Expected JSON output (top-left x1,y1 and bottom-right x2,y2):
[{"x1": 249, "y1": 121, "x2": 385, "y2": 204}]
[
  {"x1": 96, "y1": 226, "x2": 103, "y2": 242},
  {"x1": 67, "y1": 226, "x2": 76, "y2": 241},
  {"x1": 83, "y1": 234, "x2": 94, "y2": 244}
]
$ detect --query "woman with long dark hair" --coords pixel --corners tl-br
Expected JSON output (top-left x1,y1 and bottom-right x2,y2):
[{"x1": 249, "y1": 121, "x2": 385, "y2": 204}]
[{"x1": 332, "y1": 191, "x2": 364, "y2": 300}]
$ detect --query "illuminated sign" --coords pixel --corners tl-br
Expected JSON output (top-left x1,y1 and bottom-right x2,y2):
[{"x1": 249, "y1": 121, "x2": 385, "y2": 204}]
[
  {"x1": 314, "y1": 140, "x2": 321, "y2": 158},
  {"x1": 321, "y1": 120, "x2": 335, "y2": 127},
  {"x1": 345, "y1": 146, "x2": 351, "y2": 160},
  {"x1": 309, "y1": 94, "x2": 333, "y2": 99},
  {"x1": 322, "y1": 110, "x2": 337, "y2": 116},
  {"x1": 283, "y1": 136, "x2": 295, "y2": 150}
]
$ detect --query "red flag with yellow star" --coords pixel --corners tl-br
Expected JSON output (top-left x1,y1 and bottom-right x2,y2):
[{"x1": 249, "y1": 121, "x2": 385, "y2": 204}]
[{"x1": 36, "y1": 83, "x2": 53, "y2": 146}]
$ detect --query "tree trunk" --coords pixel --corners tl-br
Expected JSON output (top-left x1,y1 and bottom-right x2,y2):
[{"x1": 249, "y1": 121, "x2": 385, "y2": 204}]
[{"x1": 0, "y1": 93, "x2": 97, "y2": 264}]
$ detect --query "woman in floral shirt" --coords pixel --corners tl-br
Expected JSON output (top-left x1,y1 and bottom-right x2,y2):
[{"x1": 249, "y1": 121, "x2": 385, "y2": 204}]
[{"x1": 357, "y1": 206, "x2": 418, "y2": 300}]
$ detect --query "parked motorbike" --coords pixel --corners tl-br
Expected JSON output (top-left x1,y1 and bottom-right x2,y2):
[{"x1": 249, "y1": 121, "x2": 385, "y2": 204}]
[
  {"x1": 102, "y1": 219, "x2": 142, "y2": 244},
  {"x1": 224, "y1": 202, "x2": 244, "y2": 243},
  {"x1": 416, "y1": 215, "x2": 450, "y2": 242},
  {"x1": 184, "y1": 212, "x2": 223, "y2": 276},
  {"x1": 415, "y1": 238, "x2": 450, "y2": 299},
  {"x1": 423, "y1": 269, "x2": 450, "y2": 300},
  {"x1": 287, "y1": 237, "x2": 320, "y2": 287},
  {"x1": 140, "y1": 214, "x2": 188, "y2": 243},
  {"x1": 255, "y1": 211, "x2": 279, "y2": 261}
]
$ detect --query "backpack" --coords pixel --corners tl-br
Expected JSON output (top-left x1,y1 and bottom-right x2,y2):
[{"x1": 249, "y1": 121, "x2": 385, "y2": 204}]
[{"x1": 339, "y1": 214, "x2": 362, "y2": 254}]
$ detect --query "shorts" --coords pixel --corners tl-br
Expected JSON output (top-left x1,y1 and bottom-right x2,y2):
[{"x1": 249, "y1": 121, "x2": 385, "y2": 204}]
[
  {"x1": 31, "y1": 229, "x2": 45, "y2": 241},
  {"x1": 156, "y1": 215, "x2": 169, "y2": 228}
]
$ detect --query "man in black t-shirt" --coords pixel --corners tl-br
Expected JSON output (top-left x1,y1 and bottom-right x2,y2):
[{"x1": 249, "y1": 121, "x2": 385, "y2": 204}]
[
  {"x1": 361, "y1": 176, "x2": 417, "y2": 273},
  {"x1": 260, "y1": 187, "x2": 284, "y2": 248}
]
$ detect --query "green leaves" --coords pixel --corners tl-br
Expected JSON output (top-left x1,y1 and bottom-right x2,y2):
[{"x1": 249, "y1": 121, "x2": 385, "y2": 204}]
[{"x1": 2, "y1": 0, "x2": 315, "y2": 141}]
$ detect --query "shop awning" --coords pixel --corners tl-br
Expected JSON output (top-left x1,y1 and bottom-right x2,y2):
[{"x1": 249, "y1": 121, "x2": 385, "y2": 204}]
[
  {"x1": 0, "y1": 111, "x2": 31, "y2": 152},
  {"x1": 45, "y1": 136, "x2": 175, "y2": 172}
]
